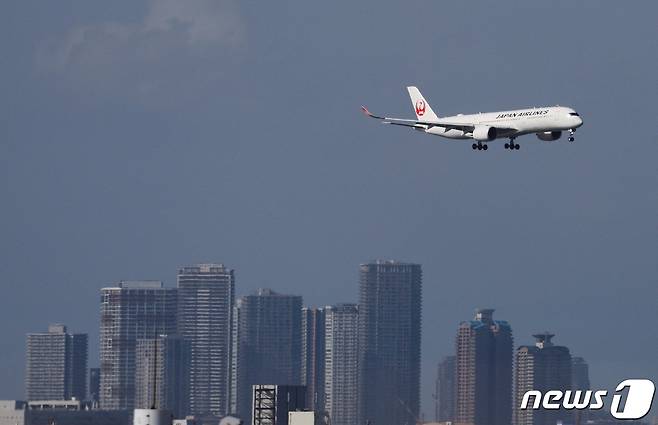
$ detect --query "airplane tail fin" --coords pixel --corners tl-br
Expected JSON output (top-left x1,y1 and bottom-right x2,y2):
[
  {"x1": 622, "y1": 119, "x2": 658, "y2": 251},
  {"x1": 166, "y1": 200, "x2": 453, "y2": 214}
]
[{"x1": 407, "y1": 86, "x2": 439, "y2": 121}]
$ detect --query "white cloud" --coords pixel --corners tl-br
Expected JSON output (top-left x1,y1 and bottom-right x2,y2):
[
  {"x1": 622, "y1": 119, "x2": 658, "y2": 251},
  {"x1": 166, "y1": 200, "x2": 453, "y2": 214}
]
[
  {"x1": 36, "y1": 0, "x2": 245, "y2": 104},
  {"x1": 144, "y1": 0, "x2": 243, "y2": 45}
]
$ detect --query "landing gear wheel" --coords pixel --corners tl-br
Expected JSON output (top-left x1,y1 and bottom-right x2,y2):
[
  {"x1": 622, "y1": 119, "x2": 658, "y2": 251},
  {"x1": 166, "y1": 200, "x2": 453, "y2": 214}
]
[
  {"x1": 568, "y1": 137, "x2": 574, "y2": 142},
  {"x1": 515, "y1": 143, "x2": 520, "y2": 150},
  {"x1": 483, "y1": 144, "x2": 488, "y2": 150},
  {"x1": 472, "y1": 143, "x2": 478, "y2": 150},
  {"x1": 504, "y1": 143, "x2": 509, "y2": 149}
]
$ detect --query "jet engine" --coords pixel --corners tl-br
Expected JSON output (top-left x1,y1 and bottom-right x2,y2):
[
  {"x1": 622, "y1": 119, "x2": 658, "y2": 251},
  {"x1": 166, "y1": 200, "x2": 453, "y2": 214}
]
[
  {"x1": 472, "y1": 126, "x2": 497, "y2": 141},
  {"x1": 536, "y1": 131, "x2": 562, "y2": 141}
]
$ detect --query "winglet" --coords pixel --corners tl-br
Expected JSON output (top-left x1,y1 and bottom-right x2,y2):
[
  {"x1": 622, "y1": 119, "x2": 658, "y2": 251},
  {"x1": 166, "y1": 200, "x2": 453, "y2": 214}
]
[{"x1": 361, "y1": 105, "x2": 386, "y2": 120}]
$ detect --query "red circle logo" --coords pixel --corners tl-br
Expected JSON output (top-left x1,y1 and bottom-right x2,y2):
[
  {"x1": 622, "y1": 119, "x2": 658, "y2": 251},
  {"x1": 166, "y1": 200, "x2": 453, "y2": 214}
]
[{"x1": 415, "y1": 100, "x2": 426, "y2": 116}]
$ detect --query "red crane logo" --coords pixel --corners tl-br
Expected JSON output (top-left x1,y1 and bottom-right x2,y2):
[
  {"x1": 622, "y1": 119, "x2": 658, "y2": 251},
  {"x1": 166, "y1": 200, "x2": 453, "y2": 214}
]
[{"x1": 415, "y1": 100, "x2": 426, "y2": 117}]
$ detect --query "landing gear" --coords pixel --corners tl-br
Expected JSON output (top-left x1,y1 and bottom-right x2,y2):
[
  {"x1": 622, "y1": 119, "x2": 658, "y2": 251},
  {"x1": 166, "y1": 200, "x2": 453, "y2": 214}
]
[
  {"x1": 568, "y1": 129, "x2": 576, "y2": 142},
  {"x1": 505, "y1": 139, "x2": 520, "y2": 150},
  {"x1": 472, "y1": 142, "x2": 488, "y2": 151}
]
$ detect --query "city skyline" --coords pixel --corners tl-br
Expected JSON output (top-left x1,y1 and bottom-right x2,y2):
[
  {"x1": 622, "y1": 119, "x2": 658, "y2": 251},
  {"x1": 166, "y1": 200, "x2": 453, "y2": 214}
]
[{"x1": 7, "y1": 259, "x2": 655, "y2": 422}]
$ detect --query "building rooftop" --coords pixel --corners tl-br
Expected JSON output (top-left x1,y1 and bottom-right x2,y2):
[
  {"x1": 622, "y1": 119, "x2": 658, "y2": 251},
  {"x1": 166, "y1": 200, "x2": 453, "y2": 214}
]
[{"x1": 101, "y1": 280, "x2": 165, "y2": 290}]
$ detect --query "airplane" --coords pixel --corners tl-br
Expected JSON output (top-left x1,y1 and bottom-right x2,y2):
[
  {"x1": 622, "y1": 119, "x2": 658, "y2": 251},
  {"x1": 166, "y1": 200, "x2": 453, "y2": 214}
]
[{"x1": 362, "y1": 86, "x2": 583, "y2": 151}]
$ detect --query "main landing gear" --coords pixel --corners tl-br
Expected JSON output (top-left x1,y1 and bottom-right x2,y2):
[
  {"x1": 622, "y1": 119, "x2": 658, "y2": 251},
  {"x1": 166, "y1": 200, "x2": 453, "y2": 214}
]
[
  {"x1": 568, "y1": 129, "x2": 576, "y2": 142},
  {"x1": 504, "y1": 138, "x2": 520, "y2": 150},
  {"x1": 472, "y1": 142, "x2": 488, "y2": 151}
]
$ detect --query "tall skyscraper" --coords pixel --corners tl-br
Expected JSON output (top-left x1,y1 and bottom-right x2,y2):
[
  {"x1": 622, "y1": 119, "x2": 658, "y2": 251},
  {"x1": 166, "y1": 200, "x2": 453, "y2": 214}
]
[
  {"x1": 301, "y1": 307, "x2": 325, "y2": 413},
  {"x1": 358, "y1": 260, "x2": 422, "y2": 425},
  {"x1": 135, "y1": 335, "x2": 191, "y2": 418},
  {"x1": 514, "y1": 333, "x2": 572, "y2": 425},
  {"x1": 455, "y1": 308, "x2": 513, "y2": 425},
  {"x1": 89, "y1": 367, "x2": 100, "y2": 404},
  {"x1": 571, "y1": 357, "x2": 590, "y2": 391},
  {"x1": 177, "y1": 264, "x2": 235, "y2": 416},
  {"x1": 571, "y1": 356, "x2": 590, "y2": 425},
  {"x1": 25, "y1": 324, "x2": 88, "y2": 401},
  {"x1": 99, "y1": 280, "x2": 177, "y2": 410},
  {"x1": 231, "y1": 289, "x2": 303, "y2": 423},
  {"x1": 324, "y1": 303, "x2": 359, "y2": 425},
  {"x1": 436, "y1": 355, "x2": 456, "y2": 423}
]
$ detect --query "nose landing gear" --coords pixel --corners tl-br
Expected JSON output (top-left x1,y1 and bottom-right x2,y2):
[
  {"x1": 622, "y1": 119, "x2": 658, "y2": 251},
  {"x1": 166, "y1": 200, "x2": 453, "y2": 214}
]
[
  {"x1": 504, "y1": 138, "x2": 520, "y2": 150},
  {"x1": 568, "y1": 129, "x2": 576, "y2": 142}
]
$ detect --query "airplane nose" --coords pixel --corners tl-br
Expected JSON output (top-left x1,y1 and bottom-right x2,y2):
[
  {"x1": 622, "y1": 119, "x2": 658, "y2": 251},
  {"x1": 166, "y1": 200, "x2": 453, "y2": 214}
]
[{"x1": 576, "y1": 117, "x2": 583, "y2": 127}]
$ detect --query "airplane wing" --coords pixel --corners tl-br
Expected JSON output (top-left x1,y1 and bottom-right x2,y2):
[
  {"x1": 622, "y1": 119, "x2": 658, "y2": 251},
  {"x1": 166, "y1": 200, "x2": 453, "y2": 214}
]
[
  {"x1": 361, "y1": 106, "x2": 475, "y2": 132},
  {"x1": 361, "y1": 106, "x2": 518, "y2": 136}
]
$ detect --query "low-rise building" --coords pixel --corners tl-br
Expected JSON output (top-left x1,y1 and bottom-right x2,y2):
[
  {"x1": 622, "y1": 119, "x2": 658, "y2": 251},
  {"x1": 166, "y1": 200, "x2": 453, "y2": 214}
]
[{"x1": 0, "y1": 399, "x2": 130, "y2": 425}]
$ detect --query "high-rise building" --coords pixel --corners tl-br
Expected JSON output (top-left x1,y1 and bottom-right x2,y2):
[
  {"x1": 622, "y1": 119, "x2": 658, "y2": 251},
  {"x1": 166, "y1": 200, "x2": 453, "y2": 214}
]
[
  {"x1": 25, "y1": 324, "x2": 88, "y2": 401},
  {"x1": 301, "y1": 307, "x2": 325, "y2": 412},
  {"x1": 177, "y1": 264, "x2": 235, "y2": 416},
  {"x1": 571, "y1": 357, "x2": 590, "y2": 391},
  {"x1": 135, "y1": 335, "x2": 191, "y2": 418},
  {"x1": 324, "y1": 303, "x2": 359, "y2": 425},
  {"x1": 252, "y1": 385, "x2": 307, "y2": 425},
  {"x1": 571, "y1": 356, "x2": 590, "y2": 425},
  {"x1": 436, "y1": 355, "x2": 456, "y2": 423},
  {"x1": 514, "y1": 333, "x2": 572, "y2": 425},
  {"x1": 358, "y1": 260, "x2": 422, "y2": 425},
  {"x1": 89, "y1": 368, "x2": 101, "y2": 404},
  {"x1": 455, "y1": 308, "x2": 513, "y2": 425},
  {"x1": 231, "y1": 289, "x2": 303, "y2": 423},
  {"x1": 99, "y1": 280, "x2": 177, "y2": 410}
]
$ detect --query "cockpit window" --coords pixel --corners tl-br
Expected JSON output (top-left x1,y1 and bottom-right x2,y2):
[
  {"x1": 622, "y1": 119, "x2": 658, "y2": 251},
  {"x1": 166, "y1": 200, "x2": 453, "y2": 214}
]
[{"x1": 569, "y1": 112, "x2": 580, "y2": 116}]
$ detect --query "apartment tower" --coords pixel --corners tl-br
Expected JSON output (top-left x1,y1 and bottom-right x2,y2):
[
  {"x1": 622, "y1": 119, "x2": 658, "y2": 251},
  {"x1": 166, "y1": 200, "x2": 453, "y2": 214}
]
[
  {"x1": 99, "y1": 280, "x2": 177, "y2": 410},
  {"x1": 358, "y1": 260, "x2": 422, "y2": 425},
  {"x1": 25, "y1": 324, "x2": 88, "y2": 401},
  {"x1": 455, "y1": 308, "x2": 513, "y2": 425},
  {"x1": 177, "y1": 264, "x2": 235, "y2": 416}
]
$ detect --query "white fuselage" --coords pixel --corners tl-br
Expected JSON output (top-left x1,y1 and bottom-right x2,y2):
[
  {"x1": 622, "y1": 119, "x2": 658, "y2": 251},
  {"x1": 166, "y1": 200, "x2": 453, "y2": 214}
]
[{"x1": 424, "y1": 106, "x2": 583, "y2": 140}]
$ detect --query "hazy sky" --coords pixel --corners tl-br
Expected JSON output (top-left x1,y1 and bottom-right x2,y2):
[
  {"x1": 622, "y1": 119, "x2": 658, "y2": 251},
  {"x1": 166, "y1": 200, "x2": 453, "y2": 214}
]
[{"x1": 1, "y1": 0, "x2": 656, "y2": 418}]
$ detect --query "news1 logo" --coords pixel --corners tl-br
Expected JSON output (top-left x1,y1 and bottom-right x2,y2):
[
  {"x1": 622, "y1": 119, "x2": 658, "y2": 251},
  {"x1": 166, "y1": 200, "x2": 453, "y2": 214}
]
[{"x1": 520, "y1": 379, "x2": 656, "y2": 420}]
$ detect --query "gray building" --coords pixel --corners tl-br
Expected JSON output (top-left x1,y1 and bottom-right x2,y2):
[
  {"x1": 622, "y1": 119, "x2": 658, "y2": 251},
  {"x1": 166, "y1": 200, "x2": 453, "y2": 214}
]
[
  {"x1": 514, "y1": 333, "x2": 572, "y2": 425},
  {"x1": 435, "y1": 355, "x2": 455, "y2": 423},
  {"x1": 358, "y1": 261, "x2": 422, "y2": 425},
  {"x1": 324, "y1": 304, "x2": 358, "y2": 425},
  {"x1": 571, "y1": 356, "x2": 591, "y2": 425},
  {"x1": 89, "y1": 368, "x2": 100, "y2": 405},
  {"x1": 455, "y1": 309, "x2": 513, "y2": 425},
  {"x1": 252, "y1": 385, "x2": 307, "y2": 425},
  {"x1": 99, "y1": 280, "x2": 177, "y2": 410},
  {"x1": 301, "y1": 307, "x2": 325, "y2": 413},
  {"x1": 25, "y1": 324, "x2": 88, "y2": 401},
  {"x1": 177, "y1": 263, "x2": 235, "y2": 417},
  {"x1": 571, "y1": 356, "x2": 590, "y2": 391},
  {"x1": 0, "y1": 400, "x2": 130, "y2": 425},
  {"x1": 135, "y1": 335, "x2": 191, "y2": 418},
  {"x1": 231, "y1": 289, "x2": 303, "y2": 423}
]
